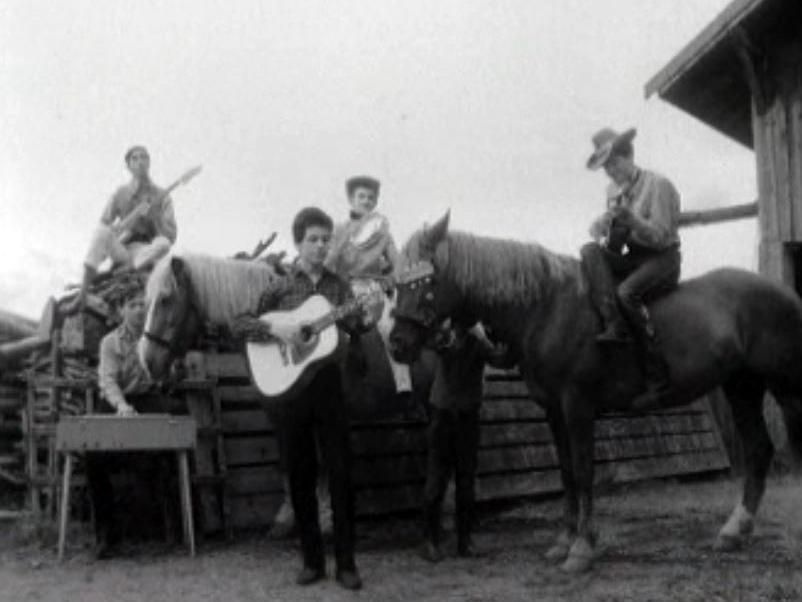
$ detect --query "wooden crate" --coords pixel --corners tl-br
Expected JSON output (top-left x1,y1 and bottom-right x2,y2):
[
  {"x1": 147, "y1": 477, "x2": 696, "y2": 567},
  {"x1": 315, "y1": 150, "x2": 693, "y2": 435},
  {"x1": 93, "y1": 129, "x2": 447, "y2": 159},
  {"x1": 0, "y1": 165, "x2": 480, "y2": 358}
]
[{"x1": 194, "y1": 352, "x2": 730, "y2": 529}]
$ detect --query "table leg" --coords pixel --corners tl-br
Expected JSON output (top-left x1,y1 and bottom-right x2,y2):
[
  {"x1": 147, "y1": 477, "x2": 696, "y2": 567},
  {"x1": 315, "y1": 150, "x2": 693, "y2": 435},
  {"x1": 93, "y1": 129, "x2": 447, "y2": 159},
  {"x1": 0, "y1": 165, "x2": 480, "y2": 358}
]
[
  {"x1": 57, "y1": 454, "x2": 73, "y2": 562},
  {"x1": 177, "y1": 450, "x2": 196, "y2": 557}
]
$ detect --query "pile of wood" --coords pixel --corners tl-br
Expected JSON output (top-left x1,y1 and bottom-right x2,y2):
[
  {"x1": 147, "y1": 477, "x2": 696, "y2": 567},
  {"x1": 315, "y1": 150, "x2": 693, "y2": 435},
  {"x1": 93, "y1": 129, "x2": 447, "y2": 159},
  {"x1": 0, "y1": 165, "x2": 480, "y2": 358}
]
[{"x1": 0, "y1": 379, "x2": 25, "y2": 487}]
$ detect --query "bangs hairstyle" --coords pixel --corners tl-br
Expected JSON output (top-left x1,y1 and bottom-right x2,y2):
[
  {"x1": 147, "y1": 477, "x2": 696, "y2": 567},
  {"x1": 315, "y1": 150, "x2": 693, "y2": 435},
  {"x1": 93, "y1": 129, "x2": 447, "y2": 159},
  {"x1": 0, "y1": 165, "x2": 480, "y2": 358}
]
[{"x1": 346, "y1": 175, "x2": 380, "y2": 197}]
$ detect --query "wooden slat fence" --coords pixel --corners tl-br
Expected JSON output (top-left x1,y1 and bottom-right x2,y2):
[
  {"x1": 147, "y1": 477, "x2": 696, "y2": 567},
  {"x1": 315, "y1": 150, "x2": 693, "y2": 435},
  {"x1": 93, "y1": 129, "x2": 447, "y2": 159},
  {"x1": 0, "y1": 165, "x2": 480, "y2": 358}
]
[{"x1": 191, "y1": 352, "x2": 730, "y2": 530}]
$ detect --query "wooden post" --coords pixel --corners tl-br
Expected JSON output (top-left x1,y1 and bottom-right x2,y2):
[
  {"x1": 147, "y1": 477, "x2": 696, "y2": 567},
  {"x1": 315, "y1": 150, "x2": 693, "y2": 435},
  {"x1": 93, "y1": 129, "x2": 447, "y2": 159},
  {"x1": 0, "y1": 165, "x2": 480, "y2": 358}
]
[
  {"x1": 182, "y1": 352, "x2": 222, "y2": 533},
  {"x1": 751, "y1": 36, "x2": 802, "y2": 461},
  {"x1": 177, "y1": 450, "x2": 196, "y2": 557},
  {"x1": 57, "y1": 454, "x2": 73, "y2": 562}
]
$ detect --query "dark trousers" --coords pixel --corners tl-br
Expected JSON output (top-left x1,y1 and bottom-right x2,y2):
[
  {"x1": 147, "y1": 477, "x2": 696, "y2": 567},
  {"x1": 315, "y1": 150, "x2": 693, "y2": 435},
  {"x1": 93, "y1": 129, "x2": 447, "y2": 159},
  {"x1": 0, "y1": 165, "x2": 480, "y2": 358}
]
[
  {"x1": 580, "y1": 241, "x2": 681, "y2": 336},
  {"x1": 85, "y1": 393, "x2": 179, "y2": 544},
  {"x1": 423, "y1": 405, "x2": 481, "y2": 546},
  {"x1": 284, "y1": 364, "x2": 355, "y2": 572}
]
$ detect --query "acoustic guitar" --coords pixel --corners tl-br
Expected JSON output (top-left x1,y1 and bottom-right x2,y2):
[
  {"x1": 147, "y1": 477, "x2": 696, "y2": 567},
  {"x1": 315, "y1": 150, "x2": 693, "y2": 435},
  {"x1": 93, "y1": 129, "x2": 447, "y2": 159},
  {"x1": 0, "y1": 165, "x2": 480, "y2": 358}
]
[
  {"x1": 115, "y1": 165, "x2": 202, "y2": 244},
  {"x1": 246, "y1": 288, "x2": 383, "y2": 401}
]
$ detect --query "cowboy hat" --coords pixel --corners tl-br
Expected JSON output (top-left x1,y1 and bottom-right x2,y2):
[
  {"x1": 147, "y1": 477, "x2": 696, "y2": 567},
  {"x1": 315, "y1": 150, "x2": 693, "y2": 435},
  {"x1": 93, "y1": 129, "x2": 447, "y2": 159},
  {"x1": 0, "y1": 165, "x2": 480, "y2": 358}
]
[{"x1": 586, "y1": 127, "x2": 637, "y2": 170}]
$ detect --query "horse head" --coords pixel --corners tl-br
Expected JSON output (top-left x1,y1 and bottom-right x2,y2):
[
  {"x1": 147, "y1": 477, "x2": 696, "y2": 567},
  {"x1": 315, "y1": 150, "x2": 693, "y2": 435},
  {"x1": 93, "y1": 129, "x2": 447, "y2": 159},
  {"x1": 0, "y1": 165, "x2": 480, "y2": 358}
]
[
  {"x1": 139, "y1": 256, "x2": 201, "y2": 379},
  {"x1": 390, "y1": 211, "x2": 465, "y2": 362}
]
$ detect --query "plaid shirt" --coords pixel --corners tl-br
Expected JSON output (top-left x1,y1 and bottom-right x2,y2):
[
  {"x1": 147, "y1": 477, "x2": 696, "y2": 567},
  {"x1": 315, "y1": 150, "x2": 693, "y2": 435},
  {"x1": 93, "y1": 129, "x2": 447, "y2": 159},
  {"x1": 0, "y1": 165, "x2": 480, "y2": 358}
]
[{"x1": 233, "y1": 263, "x2": 363, "y2": 338}]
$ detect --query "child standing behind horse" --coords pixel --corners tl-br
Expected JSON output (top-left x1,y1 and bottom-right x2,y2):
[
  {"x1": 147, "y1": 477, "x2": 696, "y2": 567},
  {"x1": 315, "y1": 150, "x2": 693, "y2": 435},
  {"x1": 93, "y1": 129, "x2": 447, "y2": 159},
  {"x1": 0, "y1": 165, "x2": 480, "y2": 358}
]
[
  {"x1": 325, "y1": 176, "x2": 414, "y2": 402},
  {"x1": 420, "y1": 321, "x2": 512, "y2": 562},
  {"x1": 232, "y1": 207, "x2": 373, "y2": 591}
]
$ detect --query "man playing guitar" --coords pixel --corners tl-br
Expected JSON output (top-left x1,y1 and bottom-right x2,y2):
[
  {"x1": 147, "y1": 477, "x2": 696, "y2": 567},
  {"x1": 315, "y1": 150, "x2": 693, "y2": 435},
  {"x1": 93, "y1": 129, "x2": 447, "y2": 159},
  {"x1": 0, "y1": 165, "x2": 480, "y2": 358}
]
[
  {"x1": 231, "y1": 207, "x2": 374, "y2": 591},
  {"x1": 63, "y1": 146, "x2": 179, "y2": 314}
]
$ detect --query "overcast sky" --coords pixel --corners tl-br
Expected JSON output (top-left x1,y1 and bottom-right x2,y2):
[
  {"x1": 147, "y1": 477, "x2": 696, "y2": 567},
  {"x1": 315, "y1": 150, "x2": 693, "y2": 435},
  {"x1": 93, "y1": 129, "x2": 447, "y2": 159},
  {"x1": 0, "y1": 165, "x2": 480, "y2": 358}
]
[{"x1": 1, "y1": 0, "x2": 756, "y2": 319}]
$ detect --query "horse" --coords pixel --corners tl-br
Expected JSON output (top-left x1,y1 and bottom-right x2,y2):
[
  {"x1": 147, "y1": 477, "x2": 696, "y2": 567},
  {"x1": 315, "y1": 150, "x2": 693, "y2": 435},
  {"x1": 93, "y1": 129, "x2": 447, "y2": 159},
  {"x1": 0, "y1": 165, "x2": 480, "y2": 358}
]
[
  {"x1": 139, "y1": 253, "x2": 436, "y2": 422},
  {"x1": 388, "y1": 211, "x2": 802, "y2": 573}
]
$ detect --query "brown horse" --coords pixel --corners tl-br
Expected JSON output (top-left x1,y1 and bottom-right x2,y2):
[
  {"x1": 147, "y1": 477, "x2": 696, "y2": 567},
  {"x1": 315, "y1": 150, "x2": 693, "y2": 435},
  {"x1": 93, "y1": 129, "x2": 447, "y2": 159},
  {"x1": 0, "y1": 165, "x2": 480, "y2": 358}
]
[
  {"x1": 389, "y1": 212, "x2": 802, "y2": 573},
  {"x1": 138, "y1": 253, "x2": 435, "y2": 421}
]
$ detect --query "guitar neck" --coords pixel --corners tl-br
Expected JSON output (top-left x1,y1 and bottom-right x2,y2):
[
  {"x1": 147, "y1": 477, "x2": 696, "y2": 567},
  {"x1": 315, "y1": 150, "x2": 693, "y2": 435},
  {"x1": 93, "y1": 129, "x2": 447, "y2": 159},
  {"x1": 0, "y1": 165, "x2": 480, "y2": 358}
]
[{"x1": 115, "y1": 167, "x2": 200, "y2": 238}]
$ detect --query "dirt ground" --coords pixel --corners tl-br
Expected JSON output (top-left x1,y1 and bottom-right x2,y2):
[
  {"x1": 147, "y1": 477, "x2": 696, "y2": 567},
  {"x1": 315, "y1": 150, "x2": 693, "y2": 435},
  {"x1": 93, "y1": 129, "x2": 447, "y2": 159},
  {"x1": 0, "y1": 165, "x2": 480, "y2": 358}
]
[{"x1": 1, "y1": 474, "x2": 800, "y2": 602}]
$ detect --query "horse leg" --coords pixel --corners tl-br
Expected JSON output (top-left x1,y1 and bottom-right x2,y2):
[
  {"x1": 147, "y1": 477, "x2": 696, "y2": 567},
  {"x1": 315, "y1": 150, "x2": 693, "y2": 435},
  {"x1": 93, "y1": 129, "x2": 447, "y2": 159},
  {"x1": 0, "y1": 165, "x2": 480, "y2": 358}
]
[
  {"x1": 715, "y1": 374, "x2": 772, "y2": 551},
  {"x1": 560, "y1": 390, "x2": 597, "y2": 573},
  {"x1": 543, "y1": 407, "x2": 578, "y2": 561}
]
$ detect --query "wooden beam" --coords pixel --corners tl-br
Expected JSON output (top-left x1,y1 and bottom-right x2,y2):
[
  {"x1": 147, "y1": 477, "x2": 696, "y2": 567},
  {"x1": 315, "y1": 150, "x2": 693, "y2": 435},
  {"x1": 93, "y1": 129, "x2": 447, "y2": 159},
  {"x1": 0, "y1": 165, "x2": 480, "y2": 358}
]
[
  {"x1": 678, "y1": 201, "x2": 758, "y2": 227},
  {"x1": 729, "y1": 26, "x2": 770, "y2": 114}
]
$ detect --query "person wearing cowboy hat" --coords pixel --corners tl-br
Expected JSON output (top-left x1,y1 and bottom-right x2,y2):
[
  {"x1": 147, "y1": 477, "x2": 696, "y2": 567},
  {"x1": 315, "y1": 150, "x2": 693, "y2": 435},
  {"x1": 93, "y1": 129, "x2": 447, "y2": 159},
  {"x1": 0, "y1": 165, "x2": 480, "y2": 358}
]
[{"x1": 580, "y1": 127, "x2": 681, "y2": 405}]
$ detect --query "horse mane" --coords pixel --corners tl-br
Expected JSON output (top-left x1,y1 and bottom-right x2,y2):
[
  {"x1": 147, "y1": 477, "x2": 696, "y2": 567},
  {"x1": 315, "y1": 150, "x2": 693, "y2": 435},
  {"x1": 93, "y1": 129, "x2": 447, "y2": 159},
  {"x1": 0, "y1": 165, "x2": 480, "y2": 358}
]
[
  {"x1": 147, "y1": 253, "x2": 281, "y2": 324},
  {"x1": 426, "y1": 230, "x2": 583, "y2": 307}
]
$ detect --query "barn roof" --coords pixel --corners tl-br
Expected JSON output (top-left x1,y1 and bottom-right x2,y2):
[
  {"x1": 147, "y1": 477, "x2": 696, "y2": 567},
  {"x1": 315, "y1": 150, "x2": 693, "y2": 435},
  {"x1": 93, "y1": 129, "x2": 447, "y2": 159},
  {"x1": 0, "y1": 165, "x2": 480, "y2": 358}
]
[{"x1": 644, "y1": 0, "x2": 801, "y2": 149}]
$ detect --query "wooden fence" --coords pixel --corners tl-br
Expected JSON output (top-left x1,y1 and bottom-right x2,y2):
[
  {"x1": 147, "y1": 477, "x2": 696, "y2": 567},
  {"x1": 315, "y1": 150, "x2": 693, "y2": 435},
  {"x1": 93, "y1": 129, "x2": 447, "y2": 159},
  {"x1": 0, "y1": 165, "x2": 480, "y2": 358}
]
[{"x1": 185, "y1": 352, "x2": 731, "y2": 532}]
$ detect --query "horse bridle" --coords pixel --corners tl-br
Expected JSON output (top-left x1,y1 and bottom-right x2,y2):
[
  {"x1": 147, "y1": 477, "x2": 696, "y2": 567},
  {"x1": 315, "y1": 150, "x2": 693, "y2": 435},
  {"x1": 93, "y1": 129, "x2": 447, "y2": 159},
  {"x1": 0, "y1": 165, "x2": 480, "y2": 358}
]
[
  {"x1": 143, "y1": 329, "x2": 173, "y2": 351},
  {"x1": 143, "y1": 270, "x2": 198, "y2": 354},
  {"x1": 393, "y1": 260, "x2": 439, "y2": 330}
]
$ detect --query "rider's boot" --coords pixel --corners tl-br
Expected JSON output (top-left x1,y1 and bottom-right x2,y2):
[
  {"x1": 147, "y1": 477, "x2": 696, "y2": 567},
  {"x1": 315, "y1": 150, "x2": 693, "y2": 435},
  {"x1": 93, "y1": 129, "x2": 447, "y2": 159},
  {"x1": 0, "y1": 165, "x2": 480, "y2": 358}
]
[
  {"x1": 60, "y1": 264, "x2": 97, "y2": 316},
  {"x1": 628, "y1": 305, "x2": 672, "y2": 410},
  {"x1": 595, "y1": 300, "x2": 632, "y2": 345}
]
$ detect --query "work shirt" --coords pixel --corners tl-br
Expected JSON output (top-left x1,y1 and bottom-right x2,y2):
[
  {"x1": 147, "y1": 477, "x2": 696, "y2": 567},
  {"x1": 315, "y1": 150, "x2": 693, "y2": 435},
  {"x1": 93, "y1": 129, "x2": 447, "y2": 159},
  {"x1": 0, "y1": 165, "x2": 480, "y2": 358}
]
[
  {"x1": 101, "y1": 179, "x2": 178, "y2": 244},
  {"x1": 605, "y1": 168, "x2": 680, "y2": 251},
  {"x1": 234, "y1": 262, "x2": 364, "y2": 337},
  {"x1": 98, "y1": 324, "x2": 154, "y2": 410},
  {"x1": 430, "y1": 330, "x2": 491, "y2": 412},
  {"x1": 325, "y1": 212, "x2": 398, "y2": 282}
]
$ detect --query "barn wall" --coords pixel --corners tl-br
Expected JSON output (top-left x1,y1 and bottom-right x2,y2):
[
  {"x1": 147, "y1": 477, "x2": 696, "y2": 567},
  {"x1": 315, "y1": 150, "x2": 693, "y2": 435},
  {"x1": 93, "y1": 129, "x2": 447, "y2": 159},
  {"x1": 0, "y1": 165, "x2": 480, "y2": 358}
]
[{"x1": 753, "y1": 35, "x2": 802, "y2": 457}]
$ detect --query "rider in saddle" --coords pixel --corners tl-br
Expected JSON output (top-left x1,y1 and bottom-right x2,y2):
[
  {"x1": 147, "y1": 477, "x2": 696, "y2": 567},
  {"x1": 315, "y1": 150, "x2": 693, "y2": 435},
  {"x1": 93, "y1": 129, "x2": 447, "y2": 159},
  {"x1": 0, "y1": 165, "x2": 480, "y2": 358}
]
[
  {"x1": 62, "y1": 145, "x2": 177, "y2": 314},
  {"x1": 580, "y1": 127, "x2": 681, "y2": 403},
  {"x1": 325, "y1": 175, "x2": 414, "y2": 403}
]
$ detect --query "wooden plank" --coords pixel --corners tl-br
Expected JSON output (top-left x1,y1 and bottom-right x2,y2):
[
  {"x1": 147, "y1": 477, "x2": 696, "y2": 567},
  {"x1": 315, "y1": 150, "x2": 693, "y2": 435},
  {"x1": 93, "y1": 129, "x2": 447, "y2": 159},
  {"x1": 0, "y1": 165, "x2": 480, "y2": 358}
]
[
  {"x1": 228, "y1": 492, "x2": 285, "y2": 529},
  {"x1": 594, "y1": 412, "x2": 713, "y2": 439},
  {"x1": 678, "y1": 202, "x2": 758, "y2": 227},
  {"x1": 475, "y1": 468, "x2": 563, "y2": 501},
  {"x1": 220, "y1": 409, "x2": 275, "y2": 434},
  {"x1": 480, "y1": 422, "x2": 554, "y2": 447},
  {"x1": 789, "y1": 79, "x2": 802, "y2": 239},
  {"x1": 482, "y1": 379, "x2": 531, "y2": 399},
  {"x1": 184, "y1": 392, "x2": 221, "y2": 532},
  {"x1": 227, "y1": 465, "x2": 284, "y2": 496},
  {"x1": 216, "y1": 385, "x2": 264, "y2": 405},
  {"x1": 202, "y1": 353, "x2": 250, "y2": 380},
  {"x1": 644, "y1": 0, "x2": 762, "y2": 98},
  {"x1": 480, "y1": 399, "x2": 545, "y2": 422},
  {"x1": 225, "y1": 437, "x2": 280, "y2": 466},
  {"x1": 352, "y1": 447, "x2": 731, "y2": 517},
  {"x1": 595, "y1": 448, "x2": 730, "y2": 484}
]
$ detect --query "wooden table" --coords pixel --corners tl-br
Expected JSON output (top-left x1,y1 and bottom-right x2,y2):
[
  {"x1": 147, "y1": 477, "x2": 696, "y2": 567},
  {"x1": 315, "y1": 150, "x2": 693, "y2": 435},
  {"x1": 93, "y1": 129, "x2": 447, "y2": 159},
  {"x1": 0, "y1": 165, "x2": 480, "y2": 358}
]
[{"x1": 55, "y1": 415, "x2": 197, "y2": 561}]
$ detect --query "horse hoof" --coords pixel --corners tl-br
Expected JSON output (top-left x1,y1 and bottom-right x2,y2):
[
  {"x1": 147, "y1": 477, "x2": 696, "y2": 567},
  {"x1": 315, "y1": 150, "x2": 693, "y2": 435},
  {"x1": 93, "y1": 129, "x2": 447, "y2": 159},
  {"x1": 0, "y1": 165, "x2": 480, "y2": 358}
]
[
  {"x1": 544, "y1": 542, "x2": 571, "y2": 561},
  {"x1": 560, "y1": 553, "x2": 593, "y2": 573},
  {"x1": 713, "y1": 534, "x2": 743, "y2": 552}
]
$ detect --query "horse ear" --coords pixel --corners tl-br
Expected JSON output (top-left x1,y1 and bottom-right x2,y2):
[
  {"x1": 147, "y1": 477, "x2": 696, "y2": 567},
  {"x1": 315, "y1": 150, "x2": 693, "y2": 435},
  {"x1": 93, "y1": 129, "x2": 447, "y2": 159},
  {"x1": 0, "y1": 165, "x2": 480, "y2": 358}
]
[
  {"x1": 170, "y1": 256, "x2": 186, "y2": 278},
  {"x1": 422, "y1": 210, "x2": 450, "y2": 252}
]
